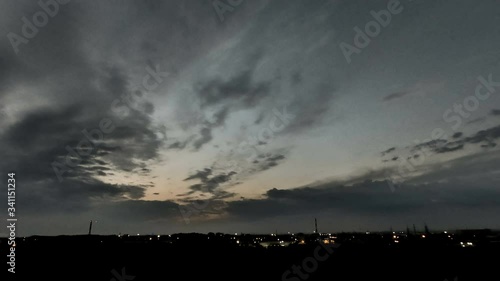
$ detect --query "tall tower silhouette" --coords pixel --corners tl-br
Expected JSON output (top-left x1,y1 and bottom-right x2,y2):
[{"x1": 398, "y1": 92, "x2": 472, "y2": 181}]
[
  {"x1": 315, "y1": 218, "x2": 318, "y2": 234},
  {"x1": 88, "y1": 220, "x2": 93, "y2": 235}
]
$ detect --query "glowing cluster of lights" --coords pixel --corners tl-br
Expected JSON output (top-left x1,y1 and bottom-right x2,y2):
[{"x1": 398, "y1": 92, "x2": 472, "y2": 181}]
[{"x1": 460, "y1": 242, "x2": 474, "y2": 247}]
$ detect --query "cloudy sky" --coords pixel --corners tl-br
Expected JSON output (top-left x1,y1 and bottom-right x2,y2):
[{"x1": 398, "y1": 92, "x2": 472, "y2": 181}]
[{"x1": 1, "y1": 0, "x2": 500, "y2": 236}]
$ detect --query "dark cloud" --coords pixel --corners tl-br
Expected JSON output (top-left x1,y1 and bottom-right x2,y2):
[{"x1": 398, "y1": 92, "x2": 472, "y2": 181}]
[
  {"x1": 190, "y1": 107, "x2": 230, "y2": 150},
  {"x1": 463, "y1": 125, "x2": 500, "y2": 147},
  {"x1": 0, "y1": 60, "x2": 165, "y2": 182},
  {"x1": 410, "y1": 138, "x2": 459, "y2": 155},
  {"x1": 266, "y1": 154, "x2": 285, "y2": 162},
  {"x1": 404, "y1": 125, "x2": 500, "y2": 157},
  {"x1": 85, "y1": 166, "x2": 112, "y2": 172},
  {"x1": 210, "y1": 107, "x2": 229, "y2": 127},
  {"x1": 94, "y1": 159, "x2": 108, "y2": 165},
  {"x1": 434, "y1": 143, "x2": 464, "y2": 154},
  {"x1": 168, "y1": 140, "x2": 189, "y2": 150},
  {"x1": 382, "y1": 91, "x2": 411, "y2": 102},
  {"x1": 491, "y1": 109, "x2": 500, "y2": 116},
  {"x1": 184, "y1": 168, "x2": 213, "y2": 182},
  {"x1": 186, "y1": 55, "x2": 275, "y2": 150},
  {"x1": 97, "y1": 199, "x2": 180, "y2": 222},
  {"x1": 412, "y1": 139, "x2": 448, "y2": 152},
  {"x1": 226, "y1": 151, "x2": 500, "y2": 223},
  {"x1": 259, "y1": 161, "x2": 279, "y2": 171},
  {"x1": 183, "y1": 168, "x2": 236, "y2": 195},
  {"x1": 0, "y1": 2, "x2": 173, "y2": 227},
  {"x1": 481, "y1": 142, "x2": 497, "y2": 148},
  {"x1": 192, "y1": 127, "x2": 213, "y2": 150},
  {"x1": 251, "y1": 153, "x2": 287, "y2": 172},
  {"x1": 7, "y1": 178, "x2": 147, "y2": 216},
  {"x1": 382, "y1": 156, "x2": 399, "y2": 163},
  {"x1": 381, "y1": 147, "x2": 396, "y2": 156},
  {"x1": 196, "y1": 68, "x2": 271, "y2": 108},
  {"x1": 406, "y1": 150, "x2": 500, "y2": 185},
  {"x1": 226, "y1": 177, "x2": 500, "y2": 221},
  {"x1": 467, "y1": 117, "x2": 486, "y2": 124}
]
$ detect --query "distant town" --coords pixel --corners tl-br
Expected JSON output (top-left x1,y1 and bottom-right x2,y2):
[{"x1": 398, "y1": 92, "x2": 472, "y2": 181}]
[
  {"x1": 5, "y1": 225, "x2": 500, "y2": 248},
  {"x1": 3, "y1": 225, "x2": 499, "y2": 280}
]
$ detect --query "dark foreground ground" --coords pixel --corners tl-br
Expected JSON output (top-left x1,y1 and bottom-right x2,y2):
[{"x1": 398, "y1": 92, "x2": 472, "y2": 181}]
[{"x1": 2, "y1": 233, "x2": 500, "y2": 281}]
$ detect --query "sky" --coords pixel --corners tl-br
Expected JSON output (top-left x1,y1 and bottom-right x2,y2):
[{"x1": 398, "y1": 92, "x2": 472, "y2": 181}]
[{"x1": 1, "y1": 0, "x2": 500, "y2": 236}]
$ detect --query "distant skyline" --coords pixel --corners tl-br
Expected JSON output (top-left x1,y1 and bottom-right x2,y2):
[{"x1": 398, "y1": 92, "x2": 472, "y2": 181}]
[{"x1": 1, "y1": 0, "x2": 500, "y2": 236}]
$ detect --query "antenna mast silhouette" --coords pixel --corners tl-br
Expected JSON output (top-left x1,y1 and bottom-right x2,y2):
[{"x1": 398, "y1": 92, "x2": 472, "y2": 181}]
[
  {"x1": 315, "y1": 218, "x2": 318, "y2": 234},
  {"x1": 88, "y1": 220, "x2": 93, "y2": 235}
]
